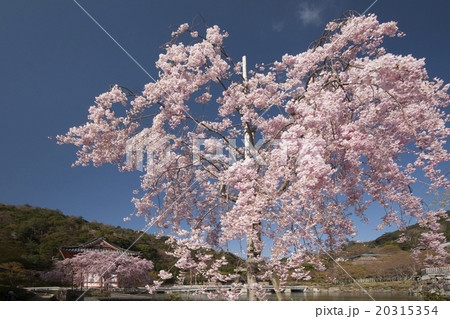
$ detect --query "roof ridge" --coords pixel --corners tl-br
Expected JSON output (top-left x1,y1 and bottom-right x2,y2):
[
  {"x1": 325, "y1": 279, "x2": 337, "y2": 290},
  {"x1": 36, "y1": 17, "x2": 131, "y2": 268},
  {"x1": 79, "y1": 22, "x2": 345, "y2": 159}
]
[{"x1": 59, "y1": 237, "x2": 140, "y2": 256}]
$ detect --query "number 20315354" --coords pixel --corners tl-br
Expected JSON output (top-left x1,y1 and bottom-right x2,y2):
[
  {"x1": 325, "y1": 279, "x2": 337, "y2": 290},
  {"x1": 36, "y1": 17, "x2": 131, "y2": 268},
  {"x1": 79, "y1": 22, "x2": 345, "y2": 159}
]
[{"x1": 375, "y1": 305, "x2": 438, "y2": 316}]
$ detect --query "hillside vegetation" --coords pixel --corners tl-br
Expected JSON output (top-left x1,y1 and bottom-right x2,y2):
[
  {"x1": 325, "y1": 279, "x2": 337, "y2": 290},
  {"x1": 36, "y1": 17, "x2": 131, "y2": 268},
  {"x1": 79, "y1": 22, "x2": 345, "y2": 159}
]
[
  {"x1": 0, "y1": 203, "x2": 242, "y2": 287},
  {"x1": 369, "y1": 214, "x2": 450, "y2": 250},
  {"x1": 1, "y1": 203, "x2": 448, "y2": 287},
  {"x1": 308, "y1": 211, "x2": 450, "y2": 283},
  {"x1": 0, "y1": 203, "x2": 176, "y2": 270}
]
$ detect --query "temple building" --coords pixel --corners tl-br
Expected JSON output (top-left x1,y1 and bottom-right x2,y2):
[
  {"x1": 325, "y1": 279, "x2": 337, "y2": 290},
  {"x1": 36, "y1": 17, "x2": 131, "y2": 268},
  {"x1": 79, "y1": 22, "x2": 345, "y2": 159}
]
[{"x1": 59, "y1": 237, "x2": 140, "y2": 288}]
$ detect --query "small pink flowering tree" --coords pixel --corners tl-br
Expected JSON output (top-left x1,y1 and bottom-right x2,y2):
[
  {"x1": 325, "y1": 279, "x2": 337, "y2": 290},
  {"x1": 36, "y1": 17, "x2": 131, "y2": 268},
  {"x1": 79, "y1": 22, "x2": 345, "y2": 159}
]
[
  {"x1": 44, "y1": 251, "x2": 154, "y2": 289},
  {"x1": 58, "y1": 12, "x2": 449, "y2": 300}
]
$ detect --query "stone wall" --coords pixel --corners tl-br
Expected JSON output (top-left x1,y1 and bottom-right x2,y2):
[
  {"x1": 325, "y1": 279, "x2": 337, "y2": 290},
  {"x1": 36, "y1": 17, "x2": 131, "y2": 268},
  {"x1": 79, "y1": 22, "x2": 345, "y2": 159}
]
[{"x1": 417, "y1": 273, "x2": 450, "y2": 297}]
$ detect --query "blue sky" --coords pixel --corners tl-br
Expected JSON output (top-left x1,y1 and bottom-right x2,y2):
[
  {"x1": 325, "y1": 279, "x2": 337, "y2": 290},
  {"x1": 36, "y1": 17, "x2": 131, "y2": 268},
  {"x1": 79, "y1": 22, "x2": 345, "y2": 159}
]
[{"x1": 1, "y1": 0, "x2": 449, "y2": 245}]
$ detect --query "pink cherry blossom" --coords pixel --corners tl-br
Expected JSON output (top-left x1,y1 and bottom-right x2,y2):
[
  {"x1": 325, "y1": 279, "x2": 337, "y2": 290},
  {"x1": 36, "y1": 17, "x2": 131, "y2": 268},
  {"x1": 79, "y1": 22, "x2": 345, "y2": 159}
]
[
  {"x1": 43, "y1": 251, "x2": 155, "y2": 289},
  {"x1": 58, "y1": 14, "x2": 450, "y2": 299}
]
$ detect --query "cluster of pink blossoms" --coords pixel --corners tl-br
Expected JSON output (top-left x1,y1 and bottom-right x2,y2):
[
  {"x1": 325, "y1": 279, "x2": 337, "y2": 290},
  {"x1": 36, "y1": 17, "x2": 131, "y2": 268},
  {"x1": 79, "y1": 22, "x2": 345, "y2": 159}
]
[
  {"x1": 58, "y1": 13, "x2": 449, "y2": 299},
  {"x1": 43, "y1": 251, "x2": 154, "y2": 289}
]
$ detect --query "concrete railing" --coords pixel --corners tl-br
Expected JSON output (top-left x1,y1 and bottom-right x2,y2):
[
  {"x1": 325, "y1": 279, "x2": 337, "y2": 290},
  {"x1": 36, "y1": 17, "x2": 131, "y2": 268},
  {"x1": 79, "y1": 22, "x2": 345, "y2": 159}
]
[{"x1": 421, "y1": 267, "x2": 450, "y2": 276}]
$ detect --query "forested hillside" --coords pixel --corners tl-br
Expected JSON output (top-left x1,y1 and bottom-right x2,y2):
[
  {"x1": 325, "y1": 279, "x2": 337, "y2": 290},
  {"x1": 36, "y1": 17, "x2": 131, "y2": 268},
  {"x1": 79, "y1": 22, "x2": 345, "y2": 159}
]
[
  {"x1": 368, "y1": 212, "x2": 450, "y2": 250},
  {"x1": 0, "y1": 203, "x2": 176, "y2": 271},
  {"x1": 0, "y1": 203, "x2": 242, "y2": 287}
]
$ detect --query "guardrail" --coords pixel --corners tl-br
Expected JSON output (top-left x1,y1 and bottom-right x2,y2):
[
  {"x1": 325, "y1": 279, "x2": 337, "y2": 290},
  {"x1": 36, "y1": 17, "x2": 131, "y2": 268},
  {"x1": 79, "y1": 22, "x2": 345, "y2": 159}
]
[
  {"x1": 24, "y1": 284, "x2": 309, "y2": 294},
  {"x1": 156, "y1": 285, "x2": 308, "y2": 293},
  {"x1": 421, "y1": 266, "x2": 450, "y2": 276}
]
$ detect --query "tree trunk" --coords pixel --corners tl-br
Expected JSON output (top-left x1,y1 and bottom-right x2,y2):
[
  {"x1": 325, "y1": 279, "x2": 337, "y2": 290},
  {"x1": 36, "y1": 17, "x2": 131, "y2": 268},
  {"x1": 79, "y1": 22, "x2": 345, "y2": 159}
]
[
  {"x1": 271, "y1": 274, "x2": 284, "y2": 301},
  {"x1": 246, "y1": 235, "x2": 259, "y2": 301}
]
